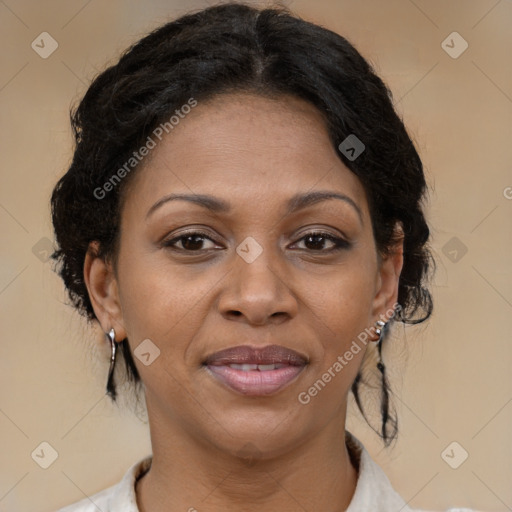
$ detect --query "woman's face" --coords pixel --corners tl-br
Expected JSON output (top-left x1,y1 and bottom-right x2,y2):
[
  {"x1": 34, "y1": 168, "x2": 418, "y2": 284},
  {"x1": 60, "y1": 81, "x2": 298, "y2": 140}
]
[{"x1": 86, "y1": 92, "x2": 402, "y2": 458}]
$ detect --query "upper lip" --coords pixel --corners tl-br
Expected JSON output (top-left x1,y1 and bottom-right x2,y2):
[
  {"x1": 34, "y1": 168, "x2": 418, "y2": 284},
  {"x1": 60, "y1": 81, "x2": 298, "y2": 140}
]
[{"x1": 204, "y1": 345, "x2": 308, "y2": 366}]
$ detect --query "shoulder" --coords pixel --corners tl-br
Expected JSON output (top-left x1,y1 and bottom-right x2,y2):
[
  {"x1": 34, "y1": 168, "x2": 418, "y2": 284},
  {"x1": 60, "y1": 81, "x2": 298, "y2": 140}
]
[
  {"x1": 54, "y1": 455, "x2": 152, "y2": 512},
  {"x1": 417, "y1": 510, "x2": 478, "y2": 512},
  {"x1": 345, "y1": 432, "x2": 478, "y2": 512},
  {"x1": 55, "y1": 486, "x2": 114, "y2": 512}
]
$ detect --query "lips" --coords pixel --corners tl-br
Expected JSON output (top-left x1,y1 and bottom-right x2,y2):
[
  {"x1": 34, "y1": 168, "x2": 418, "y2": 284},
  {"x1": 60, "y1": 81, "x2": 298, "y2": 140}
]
[
  {"x1": 203, "y1": 345, "x2": 308, "y2": 396},
  {"x1": 204, "y1": 345, "x2": 308, "y2": 366}
]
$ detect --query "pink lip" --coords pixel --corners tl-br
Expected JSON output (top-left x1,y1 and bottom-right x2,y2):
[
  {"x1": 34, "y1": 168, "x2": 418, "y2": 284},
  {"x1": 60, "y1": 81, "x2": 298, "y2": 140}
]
[
  {"x1": 203, "y1": 344, "x2": 308, "y2": 396},
  {"x1": 206, "y1": 364, "x2": 305, "y2": 396}
]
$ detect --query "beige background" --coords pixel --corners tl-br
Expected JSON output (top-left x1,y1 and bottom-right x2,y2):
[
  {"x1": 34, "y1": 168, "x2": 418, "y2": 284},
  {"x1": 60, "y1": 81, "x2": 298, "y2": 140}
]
[{"x1": 1, "y1": 0, "x2": 511, "y2": 511}]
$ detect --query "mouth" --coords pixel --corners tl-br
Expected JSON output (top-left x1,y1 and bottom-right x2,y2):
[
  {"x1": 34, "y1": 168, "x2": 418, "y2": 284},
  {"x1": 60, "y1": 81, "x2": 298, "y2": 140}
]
[{"x1": 203, "y1": 344, "x2": 308, "y2": 396}]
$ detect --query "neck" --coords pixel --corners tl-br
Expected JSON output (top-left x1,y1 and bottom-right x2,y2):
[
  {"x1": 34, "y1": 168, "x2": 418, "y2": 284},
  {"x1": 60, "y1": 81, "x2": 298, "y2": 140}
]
[{"x1": 136, "y1": 405, "x2": 358, "y2": 512}]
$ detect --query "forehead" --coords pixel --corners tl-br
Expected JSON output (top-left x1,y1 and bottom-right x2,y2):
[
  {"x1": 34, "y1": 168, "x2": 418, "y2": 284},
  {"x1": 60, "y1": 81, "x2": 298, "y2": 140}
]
[{"x1": 122, "y1": 92, "x2": 368, "y2": 217}]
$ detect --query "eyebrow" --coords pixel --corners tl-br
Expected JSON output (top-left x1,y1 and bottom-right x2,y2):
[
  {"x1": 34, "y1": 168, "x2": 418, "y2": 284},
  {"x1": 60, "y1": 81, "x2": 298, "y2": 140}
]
[{"x1": 146, "y1": 190, "x2": 363, "y2": 223}]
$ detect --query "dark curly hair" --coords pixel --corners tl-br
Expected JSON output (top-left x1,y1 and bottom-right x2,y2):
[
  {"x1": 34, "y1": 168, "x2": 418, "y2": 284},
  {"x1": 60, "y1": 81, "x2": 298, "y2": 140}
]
[{"x1": 50, "y1": 2, "x2": 433, "y2": 446}]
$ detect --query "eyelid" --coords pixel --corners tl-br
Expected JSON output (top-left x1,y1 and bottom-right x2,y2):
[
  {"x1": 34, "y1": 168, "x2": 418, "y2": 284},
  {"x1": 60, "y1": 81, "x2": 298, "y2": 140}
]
[
  {"x1": 292, "y1": 224, "x2": 349, "y2": 240},
  {"x1": 291, "y1": 223, "x2": 350, "y2": 242},
  {"x1": 161, "y1": 228, "x2": 221, "y2": 248},
  {"x1": 161, "y1": 227, "x2": 351, "y2": 253},
  {"x1": 289, "y1": 231, "x2": 350, "y2": 251}
]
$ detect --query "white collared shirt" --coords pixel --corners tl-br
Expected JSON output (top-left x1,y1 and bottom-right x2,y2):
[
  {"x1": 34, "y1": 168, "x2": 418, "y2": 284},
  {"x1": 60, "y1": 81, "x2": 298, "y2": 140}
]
[{"x1": 55, "y1": 432, "x2": 477, "y2": 512}]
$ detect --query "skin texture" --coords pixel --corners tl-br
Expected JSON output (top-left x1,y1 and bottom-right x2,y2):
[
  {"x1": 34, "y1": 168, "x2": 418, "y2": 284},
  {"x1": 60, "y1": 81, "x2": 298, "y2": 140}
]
[{"x1": 84, "y1": 93, "x2": 403, "y2": 511}]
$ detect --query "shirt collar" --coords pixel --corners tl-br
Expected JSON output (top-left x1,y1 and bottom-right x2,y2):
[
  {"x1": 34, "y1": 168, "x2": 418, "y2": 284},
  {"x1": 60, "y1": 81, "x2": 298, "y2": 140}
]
[
  {"x1": 345, "y1": 431, "x2": 413, "y2": 512},
  {"x1": 109, "y1": 454, "x2": 151, "y2": 511}
]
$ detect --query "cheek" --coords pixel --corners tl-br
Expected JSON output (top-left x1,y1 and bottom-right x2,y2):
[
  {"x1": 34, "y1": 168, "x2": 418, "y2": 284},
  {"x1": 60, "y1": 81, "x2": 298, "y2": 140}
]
[
  {"x1": 297, "y1": 273, "x2": 373, "y2": 414},
  {"x1": 115, "y1": 247, "x2": 185, "y2": 346},
  {"x1": 306, "y1": 255, "x2": 377, "y2": 335},
  {"x1": 298, "y1": 251, "x2": 377, "y2": 402},
  {"x1": 115, "y1": 265, "x2": 203, "y2": 400},
  {"x1": 116, "y1": 248, "x2": 218, "y2": 364}
]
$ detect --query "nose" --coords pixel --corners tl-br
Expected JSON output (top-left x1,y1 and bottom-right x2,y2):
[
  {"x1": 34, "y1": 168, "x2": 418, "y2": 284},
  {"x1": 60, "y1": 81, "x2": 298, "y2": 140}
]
[{"x1": 217, "y1": 241, "x2": 298, "y2": 326}]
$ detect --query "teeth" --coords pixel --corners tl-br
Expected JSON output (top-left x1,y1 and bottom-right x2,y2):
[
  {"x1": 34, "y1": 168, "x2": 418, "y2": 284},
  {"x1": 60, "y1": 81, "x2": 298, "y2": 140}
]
[
  {"x1": 257, "y1": 364, "x2": 277, "y2": 371},
  {"x1": 230, "y1": 364, "x2": 258, "y2": 371},
  {"x1": 229, "y1": 363, "x2": 287, "y2": 371}
]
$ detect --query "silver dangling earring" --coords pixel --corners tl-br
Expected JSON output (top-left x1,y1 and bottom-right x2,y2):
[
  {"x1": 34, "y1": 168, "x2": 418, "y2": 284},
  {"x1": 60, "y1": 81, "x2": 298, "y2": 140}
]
[
  {"x1": 106, "y1": 328, "x2": 118, "y2": 399},
  {"x1": 374, "y1": 320, "x2": 386, "y2": 343}
]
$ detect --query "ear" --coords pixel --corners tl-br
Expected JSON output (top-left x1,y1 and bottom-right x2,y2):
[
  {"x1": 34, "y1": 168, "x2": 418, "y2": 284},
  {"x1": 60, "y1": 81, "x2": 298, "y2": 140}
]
[
  {"x1": 83, "y1": 241, "x2": 127, "y2": 340},
  {"x1": 371, "y1": 224, "x2": 404, "y2": 319}
]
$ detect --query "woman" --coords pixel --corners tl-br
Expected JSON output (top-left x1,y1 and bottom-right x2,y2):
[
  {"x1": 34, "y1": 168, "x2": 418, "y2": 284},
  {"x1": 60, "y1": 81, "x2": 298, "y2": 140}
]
[{"x1": 51, "y1": 3, "x2": 469, "y2": 511}]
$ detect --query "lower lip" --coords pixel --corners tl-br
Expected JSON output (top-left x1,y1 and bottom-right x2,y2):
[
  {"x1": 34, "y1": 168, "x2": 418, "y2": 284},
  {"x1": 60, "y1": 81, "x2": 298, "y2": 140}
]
[{"x1": 206, "y1": 365, "x2": 305, "y2": 396}]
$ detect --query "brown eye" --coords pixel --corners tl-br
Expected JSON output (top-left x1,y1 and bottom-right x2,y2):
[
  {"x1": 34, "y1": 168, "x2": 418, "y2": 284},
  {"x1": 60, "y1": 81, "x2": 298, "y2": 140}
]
[
  {"x1": 293, "y1": 232, "x2": 350, "y2": 252},
  {"x1": 163, "y1": 232, "x2": 220, "y2": 252}
]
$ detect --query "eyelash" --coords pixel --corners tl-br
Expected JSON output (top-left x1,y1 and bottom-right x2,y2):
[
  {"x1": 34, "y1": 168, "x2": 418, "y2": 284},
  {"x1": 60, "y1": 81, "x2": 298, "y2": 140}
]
[{"x1": 162, "y1": 230, "x2": 350, "y2": 253}]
